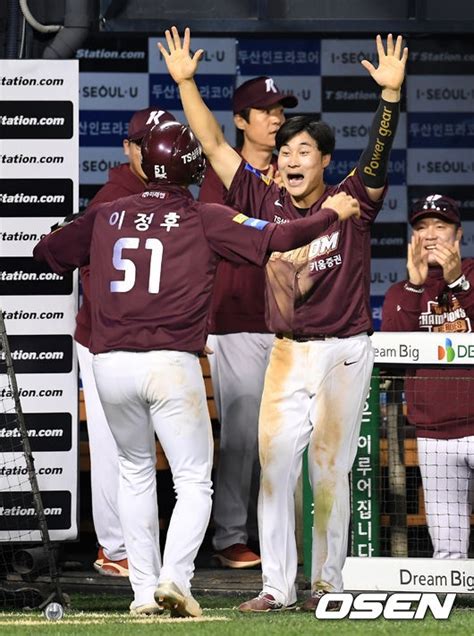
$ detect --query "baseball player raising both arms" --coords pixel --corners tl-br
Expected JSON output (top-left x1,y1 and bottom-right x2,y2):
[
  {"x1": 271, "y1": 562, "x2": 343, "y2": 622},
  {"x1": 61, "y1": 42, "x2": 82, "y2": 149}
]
[
  {"x1": 159, "y1": 27, "x2": 407, "y2": 612},
  {"x1": 34, "y1": 120, "x2": 359, "y2": 616}
]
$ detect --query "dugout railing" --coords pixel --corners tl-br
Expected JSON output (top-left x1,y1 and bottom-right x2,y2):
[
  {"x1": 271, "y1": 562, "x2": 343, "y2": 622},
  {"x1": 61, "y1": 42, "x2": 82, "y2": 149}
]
[{"x1": 303, "y1": 331, "x2": 474, "y2": 594}]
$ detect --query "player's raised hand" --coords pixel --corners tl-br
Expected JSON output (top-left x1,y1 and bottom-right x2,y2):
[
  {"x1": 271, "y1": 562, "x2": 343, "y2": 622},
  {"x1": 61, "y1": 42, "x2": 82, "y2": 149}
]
[
  {"x1": 158, "y1": 26, "x2": 203, "y2": 85},
  {"x1": 361, "y1": 34, "x2": 408, "y2": 96},
  {"x1": 325, "y1": 192, "x2": 360, "y2": 221},
  {"x1": 407, "y1": 232, "x2": 428, "y2": 286}
]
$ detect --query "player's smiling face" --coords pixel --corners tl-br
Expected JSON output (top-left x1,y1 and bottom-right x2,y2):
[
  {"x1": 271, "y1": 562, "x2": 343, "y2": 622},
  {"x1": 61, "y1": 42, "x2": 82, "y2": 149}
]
[
  {"x1": 413, "y1": 217, "x2": 462, "y2": 265},
  {"x1": 277, "y1": 131, "x2": 330, "y2": 208}
]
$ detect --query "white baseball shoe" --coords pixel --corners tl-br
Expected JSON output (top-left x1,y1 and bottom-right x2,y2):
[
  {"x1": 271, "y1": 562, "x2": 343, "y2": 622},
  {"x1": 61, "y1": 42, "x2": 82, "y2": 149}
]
[
  {"x1": 155, "y1": 580, "x2": 202, "y2": 618},
  {"x1": 129, "y1": 600, "x2": 164, "y2": 616}
]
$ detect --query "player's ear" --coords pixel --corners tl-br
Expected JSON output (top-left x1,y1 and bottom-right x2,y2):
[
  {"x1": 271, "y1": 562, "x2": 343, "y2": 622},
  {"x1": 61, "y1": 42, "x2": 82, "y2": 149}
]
[
  {"x1": 123, "y1": 139, "x2": 131, "y2": 157},
  {"x1": 233, "y1": 113, "x2": 246, "y2": 132},
  {"x1": 322, "y1": 153, "x2": 331, "y2": 169},
  {"x1": 456, "y1": 226, "x2": 463, "y2": 242}
]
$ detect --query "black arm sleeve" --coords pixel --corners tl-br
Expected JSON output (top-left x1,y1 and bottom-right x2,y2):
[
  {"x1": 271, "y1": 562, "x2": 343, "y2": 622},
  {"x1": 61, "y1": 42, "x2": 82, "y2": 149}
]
[{"x1": 357, "y1": 99, "x2": 400, "y2": 188}]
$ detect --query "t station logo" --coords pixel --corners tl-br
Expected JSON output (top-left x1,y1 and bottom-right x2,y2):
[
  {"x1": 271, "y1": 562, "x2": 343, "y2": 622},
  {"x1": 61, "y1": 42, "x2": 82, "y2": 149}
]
[{"x1": 437, "y1": 337, "x2": 474, "y2": 362}]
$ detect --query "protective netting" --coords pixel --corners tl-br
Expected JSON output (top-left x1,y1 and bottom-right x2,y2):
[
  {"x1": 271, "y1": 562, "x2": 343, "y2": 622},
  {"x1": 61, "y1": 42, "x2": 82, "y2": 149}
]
[
  {"x1": 0, "y1": 310, "x2": 65, "y2": 610},
  {"x1": 377, "y1": 372, "x2": 474, "y2": 559}
]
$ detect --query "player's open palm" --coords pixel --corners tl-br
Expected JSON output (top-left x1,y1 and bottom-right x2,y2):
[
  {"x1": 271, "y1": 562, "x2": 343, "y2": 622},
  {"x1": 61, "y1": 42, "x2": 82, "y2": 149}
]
[
  {"x1": 361, "y1": 34, "x2": 408, "y2": 92},
  {"x1": 325, "y1": 192, "x2": 360, "y2": 221},
  {"x1": 158, "y1": 26, "x2": 203, "y2": 85},
  {"x1": 407, "y1": 233, "x2": 428, "y2": 285},
  {"x1": 433, "y1": 239, "x2": 462, "y2": 285}
]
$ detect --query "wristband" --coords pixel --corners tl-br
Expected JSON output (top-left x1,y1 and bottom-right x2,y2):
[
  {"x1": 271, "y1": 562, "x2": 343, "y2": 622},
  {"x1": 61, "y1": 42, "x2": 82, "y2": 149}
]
[
  {"x1": 404, "y1": 283, "x2": 424, "y2": 294},
  {"x1": 50, "y1": 212, "x2": 83, "y2": 232},
  {"x1": 447, "y1": 274, "x2": 470, "y2": 292}
]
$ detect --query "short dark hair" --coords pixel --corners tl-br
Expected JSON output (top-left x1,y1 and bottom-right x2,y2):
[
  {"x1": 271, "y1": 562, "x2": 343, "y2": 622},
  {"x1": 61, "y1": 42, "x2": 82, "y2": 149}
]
[
  {"x1": 235, "y1": 107, "x2": 252, "y2": 123},
  {"x1": 234, "y1": 108, "x2": 252, "y2": 148},
  {"x1": 276, "y1": 116, "x2": 335, "y2": 156}
]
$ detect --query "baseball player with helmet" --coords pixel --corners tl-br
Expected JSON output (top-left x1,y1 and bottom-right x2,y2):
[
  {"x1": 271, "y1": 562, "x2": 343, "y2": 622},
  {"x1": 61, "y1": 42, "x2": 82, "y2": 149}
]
[
  {"x1": 74, "y1": 107, "x2": 175, "y2": 576},
  {"x1": 382, "y1": 194, "x2": 474, "y2": 559},
  {"x1": 34, "y1": 120, "x2": 360, "y2": 616},
  {"x1": 159, "y1": 26, "x2": 407, "y2": 611},
  {"x1": 200, "y1": 77, "x2": 297, "y2": 569}
]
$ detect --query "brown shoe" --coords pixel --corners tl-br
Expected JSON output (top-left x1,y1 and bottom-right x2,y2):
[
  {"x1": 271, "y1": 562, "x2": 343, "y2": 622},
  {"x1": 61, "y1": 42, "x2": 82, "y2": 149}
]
[
  {"x1": 94, "y1": 548, "x2": 129, "y2": 577},
  {"x1": 213, "y1": 543, "x2": 261, "y2": 569},
  {"x1": 93, "y1": 547, "x2": 105, "y2": 570},
  {"x1": 238, "y1": 592, "x2": 296, "y2": 613},
  {"x1": 301, "y1": 590, "x2": 341, "y2": 612}
]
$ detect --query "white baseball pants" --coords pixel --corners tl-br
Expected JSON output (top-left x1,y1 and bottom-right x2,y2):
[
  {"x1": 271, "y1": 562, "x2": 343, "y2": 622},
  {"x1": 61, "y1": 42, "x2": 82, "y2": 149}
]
[
  {"x1": 76, "y1": 342, "x2": 125, "y2": 561},
  {"x1": 93, "y1": 350, "x2": 213, "y2": 607},
  {"x1": 258, "y1": 334, "x2": 374, "y2": 605},
  {"x1": 417, "y1": 435, "x2": 474, "y2": 559},
  {"x1": 207, "y1": 332, "x2": 274, "y2": 550}
]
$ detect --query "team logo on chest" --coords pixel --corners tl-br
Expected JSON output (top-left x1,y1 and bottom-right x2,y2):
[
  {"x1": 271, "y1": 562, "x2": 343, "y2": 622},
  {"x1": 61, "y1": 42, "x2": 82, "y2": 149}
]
[
  {"x1": 419, "y1": 298, "x2": 471, "y2": 332},
  {"x1": 308, "y1": 231, "x2": 340, "y2": 258},
  {"x1": 268, "y1": 230, "x2": 342, "y2": 272}
]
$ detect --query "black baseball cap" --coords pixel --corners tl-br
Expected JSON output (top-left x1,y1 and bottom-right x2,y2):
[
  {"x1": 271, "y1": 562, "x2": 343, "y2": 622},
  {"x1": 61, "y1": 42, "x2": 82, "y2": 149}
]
[
  {"x1": 409, "y1": 194, "x2": 461, "y2": 227},
  {"x1": 232, "y1": 76, "x2": 298, "y2": 114}
]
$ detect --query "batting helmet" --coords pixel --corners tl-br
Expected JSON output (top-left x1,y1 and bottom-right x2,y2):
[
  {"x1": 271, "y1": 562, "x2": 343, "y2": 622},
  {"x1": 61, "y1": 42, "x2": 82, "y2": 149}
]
[
  {"x1": 409, "y1": 194, "x2": 461, "y2": 227},
  {"x1": 141, "y1": 120, "x2": 206, "y2": 186}
]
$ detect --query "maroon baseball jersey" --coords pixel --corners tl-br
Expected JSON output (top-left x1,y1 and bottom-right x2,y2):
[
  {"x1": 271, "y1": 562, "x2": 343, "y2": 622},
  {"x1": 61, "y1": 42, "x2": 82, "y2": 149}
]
[
  {"x1": 382, "y1": 261, "x2": 474, "y2": 439},
  {"x1": 226, "y1": 161, "x2": 385, "y2": 336},
  {"x1": 199, "y1": 154, "x2": 278, "y2": 334},
  {"x1": 75, "y1": 163, "x2": 147, "y2": 347},
  {"x1": 34, "y1": 184, "x2": 337, "y2": 354}
]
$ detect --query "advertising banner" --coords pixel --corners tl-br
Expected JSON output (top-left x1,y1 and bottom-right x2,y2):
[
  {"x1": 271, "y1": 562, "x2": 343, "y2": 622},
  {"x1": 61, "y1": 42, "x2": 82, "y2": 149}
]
[{"x1": 0, "y1": 60, "x2": 79, "y2": 541}]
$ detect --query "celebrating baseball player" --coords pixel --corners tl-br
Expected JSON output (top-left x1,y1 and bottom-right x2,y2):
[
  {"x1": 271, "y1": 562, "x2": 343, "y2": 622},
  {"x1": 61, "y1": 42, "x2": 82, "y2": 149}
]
[
  {"x1": 382, "y1": 194, "x2": 474, "y2": 559},
  {"x1": 200, "y1": 77, "x2": 297, "y2": 570},
  {"x1": 75, "y1": 107, "x2": 175, "y2": 578},
  {"x1": 159, "y1": 27, "x2": 407, "y2": 611},
  {"x1": 33, "y1": 120, "x2": 359, "y2": 616}
]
